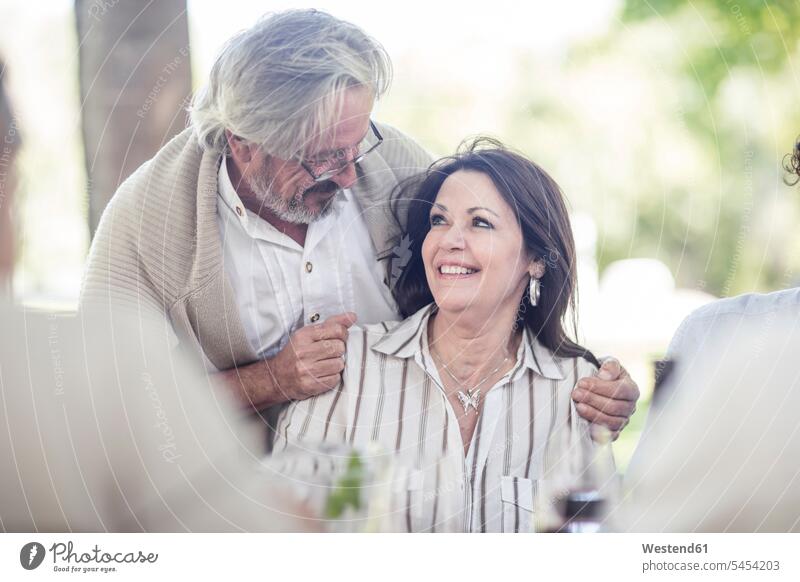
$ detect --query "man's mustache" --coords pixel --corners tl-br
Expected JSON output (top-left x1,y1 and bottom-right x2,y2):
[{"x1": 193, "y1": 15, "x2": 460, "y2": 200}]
[
  {"x1": 286, "y1": 179, "x2": 340, "y2": 211},
  {"x1": 303, "y1": 180, "x2": 339, "y2": 197}
]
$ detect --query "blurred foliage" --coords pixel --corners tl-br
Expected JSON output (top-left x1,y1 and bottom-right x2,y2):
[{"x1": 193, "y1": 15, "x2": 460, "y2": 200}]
[
  {"x1": 624, "y1": 0, "x2": 800, "y2": 77},
  {"x1": 389, "y1": 0, "x2": 800, "y2": 296},
  {"x1": 583, "y1": 0, "x2": 800, "y2": 295},
  {"x1": 324, "y1": 452, "x2": 364, "y2": 519}
]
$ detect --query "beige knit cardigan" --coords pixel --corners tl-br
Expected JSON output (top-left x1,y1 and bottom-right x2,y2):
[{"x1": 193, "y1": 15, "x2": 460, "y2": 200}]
[{"x1": 80, "y1": 123, "x2": 433, "y2": 371}]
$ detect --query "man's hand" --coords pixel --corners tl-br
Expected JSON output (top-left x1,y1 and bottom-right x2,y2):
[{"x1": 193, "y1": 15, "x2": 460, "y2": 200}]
[
  {"x1": 571, "y1": 357, "x2": 640, "y2": 440},
  {"x1": 269, "y1": 312, "x2": 357, "y2": 401}
]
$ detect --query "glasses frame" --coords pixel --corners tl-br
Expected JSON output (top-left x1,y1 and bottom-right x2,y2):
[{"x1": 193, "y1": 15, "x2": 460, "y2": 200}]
[{"x1": 299, "y1": 121, "x2": 383, "y2": 183}]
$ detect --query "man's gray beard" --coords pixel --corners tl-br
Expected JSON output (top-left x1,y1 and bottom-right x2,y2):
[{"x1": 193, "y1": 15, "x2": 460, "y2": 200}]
[{"x1": 245, "y1": 168, "x2": 337, "y2": 225}]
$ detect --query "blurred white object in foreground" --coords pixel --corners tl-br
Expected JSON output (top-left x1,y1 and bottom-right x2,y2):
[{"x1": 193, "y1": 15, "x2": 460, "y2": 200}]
[
  {"x1": 0, "y1": 303, "x2": 309, "y2": 532},
  {"x1": 619, "y1": 312, "x2": 800, "y2": 532}
]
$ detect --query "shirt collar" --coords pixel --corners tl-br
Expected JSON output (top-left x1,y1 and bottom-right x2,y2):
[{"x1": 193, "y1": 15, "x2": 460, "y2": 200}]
[
  {"x1": 217, "y1": 156, "x2": 251, "y2": 229},
  {"x1": 371, "y1": 303, "x2": 565, "y2": 380},
  {"x1": 371, "y1": 303, "x2": 435, "y2": 359}
]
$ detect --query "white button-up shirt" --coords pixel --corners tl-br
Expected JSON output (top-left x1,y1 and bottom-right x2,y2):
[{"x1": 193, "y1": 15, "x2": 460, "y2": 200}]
[
  {"x1": 667, "y1": 288, "x2": 800, "y2": 361},
  {"x1": 216, "y1": 159, "x2": 401, "y2": 359},
  {"x1": 271, "y1": 304, "x2": 600, "y2": 532}
]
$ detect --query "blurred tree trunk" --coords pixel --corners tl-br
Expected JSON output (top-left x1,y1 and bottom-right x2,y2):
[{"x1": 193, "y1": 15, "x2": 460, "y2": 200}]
[
  {"x1": 75, "y1": 0, "x2": 192, "y2": 236},
  {"x1": 0, "y1": 60, "x2": 21, "y2": 294}
]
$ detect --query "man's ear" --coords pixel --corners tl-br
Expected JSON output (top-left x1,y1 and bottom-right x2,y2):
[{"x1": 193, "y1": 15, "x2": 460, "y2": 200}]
[
  {"x1": 225, "y1": 129, "x2": 254, "y2": 164},
  {"x1": 529, "y1": 259, "x2": 546, "y2": 279}
]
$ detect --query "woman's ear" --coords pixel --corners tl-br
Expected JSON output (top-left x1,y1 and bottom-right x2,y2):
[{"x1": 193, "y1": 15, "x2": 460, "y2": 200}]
[
  {"x1": 225, "y1": 129, "x2": 254, "y2": 164},
  {"x1": 529, "y1": 259, "x2": 546, "y2": 279}
]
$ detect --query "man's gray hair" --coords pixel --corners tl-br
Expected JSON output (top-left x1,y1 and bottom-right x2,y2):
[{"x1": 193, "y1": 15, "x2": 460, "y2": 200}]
[{"x1": 189, "y1": 9, "x2": 392, "y2": 159}]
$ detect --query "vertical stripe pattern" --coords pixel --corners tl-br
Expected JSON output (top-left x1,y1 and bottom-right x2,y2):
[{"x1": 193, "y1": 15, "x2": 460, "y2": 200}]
[{"x1": 269, "y1": 307, "x2": 602, "y2": 532}]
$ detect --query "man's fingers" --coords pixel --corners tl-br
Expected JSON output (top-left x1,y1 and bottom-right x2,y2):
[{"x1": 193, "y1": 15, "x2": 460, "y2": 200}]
[
  {"x1": 574, "y1": 403, "x2": 629, "y2": 432},
  {"x1": 324, "y1": 312, "x2": 357, "y2": 328},
  {"x1": 304, "y1": 321, "x2": 350, "y2": 342},
  {"x1": 572, "y1": 369, "x2": 639, "y2": 439},
  {"x1": 309, "y1": 356, "x2": 346, "y2": 377},
  {"x1": 575, "y1": 376, "x2": 639, "y2": 401},
  {"x1": 597, "y1": 357, "x2": 622, "y2": 380},
  {"x1": 293, "y1": 313, "x2": 356, "y2": 344},
  {"x1": 311, "y1": 311, "x2": 357, "y2": 341},
  {"x1": 572, "y1": 388, "x2": 635, "y2": 417},
  {"x1": 297, "y1": 374, "x2": 341, "y2": 399},
  {"x1": 327, "y1": 339, "x2": 346, "y2": 357},
  {"x1": 297, "y1": 338, "x2": 345, "y2": 361},
  {"x1": 317, "y1": 339, "x2": 345, "y2": 358},
  {"x1": 311, "y1": 374, "x2": 342, "y2": 390}
]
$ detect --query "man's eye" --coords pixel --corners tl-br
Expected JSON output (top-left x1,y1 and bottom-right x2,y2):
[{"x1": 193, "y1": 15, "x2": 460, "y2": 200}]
[
  {"x1": 430, "y1": 214, "x2": 446, "y2": 226},
  {"x1": 306, "y1": 153, "x2": 334, "y2": 166},
  {"x1": 473, "y1": 216, "x2": 493, "y2": 228}
]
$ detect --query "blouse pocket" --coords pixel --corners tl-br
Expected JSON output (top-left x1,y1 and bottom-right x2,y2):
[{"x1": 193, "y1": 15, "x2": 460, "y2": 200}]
[{"x1": 500, "y1": 475, "x2": 536, "y2": 533}]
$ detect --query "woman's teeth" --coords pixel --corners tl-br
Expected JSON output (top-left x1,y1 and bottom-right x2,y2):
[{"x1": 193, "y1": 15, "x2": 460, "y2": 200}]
[{"x1": 439, "y1": 265, "x2": 477, "y2": 275}]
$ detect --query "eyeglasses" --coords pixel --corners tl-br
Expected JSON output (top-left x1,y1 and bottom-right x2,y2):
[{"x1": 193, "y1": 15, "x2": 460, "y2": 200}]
[{"x1": 299, "y1": 121, "x2": 383, "y2": 182}]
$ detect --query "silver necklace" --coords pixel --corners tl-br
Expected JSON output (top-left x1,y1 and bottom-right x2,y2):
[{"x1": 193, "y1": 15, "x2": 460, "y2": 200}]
[{"x1": 431, "y1": 349, "x2": 512, "y2": 415}]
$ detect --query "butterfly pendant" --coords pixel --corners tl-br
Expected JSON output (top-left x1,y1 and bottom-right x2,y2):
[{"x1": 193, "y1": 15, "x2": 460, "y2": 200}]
[{"x1": 457, "y1": 389, "x2": 481, "y2": 414}]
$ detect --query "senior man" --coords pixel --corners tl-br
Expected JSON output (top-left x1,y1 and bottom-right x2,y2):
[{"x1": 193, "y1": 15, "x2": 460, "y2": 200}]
[{"x1": 80, "y1": 9, "x2": 638, "y2": 439}]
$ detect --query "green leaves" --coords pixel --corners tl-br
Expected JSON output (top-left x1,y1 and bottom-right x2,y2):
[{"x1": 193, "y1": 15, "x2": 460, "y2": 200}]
[{"x1": 324, "y1": 452, "x2": 365, "y2": 519}]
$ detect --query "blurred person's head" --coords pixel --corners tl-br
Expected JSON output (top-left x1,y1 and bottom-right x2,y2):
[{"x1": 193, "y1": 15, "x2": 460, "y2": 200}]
[
  {"x1": 394, "y1": 138, "x2": 597, "y2": 364},
  {"x1": 189, "y1": 9, "x2": 391, "y2": 224}
]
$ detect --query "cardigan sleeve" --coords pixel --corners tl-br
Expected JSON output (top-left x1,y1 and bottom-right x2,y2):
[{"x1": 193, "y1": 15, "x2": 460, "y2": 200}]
[
  {"x1": 81, "y1": 181, "x2": 184, "y2": 351},
  {"x1": 78, "y1": 128, "x2": 204, "y2": 349}
]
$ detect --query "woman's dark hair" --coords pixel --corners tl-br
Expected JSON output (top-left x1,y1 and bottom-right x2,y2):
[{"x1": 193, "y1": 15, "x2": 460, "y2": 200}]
[
  {"x1": 392, "y1": 137, "x2": 598, "y2": 367},
  {"x1": 783, "y1": 135, "x2": 800, "y2": 186}
]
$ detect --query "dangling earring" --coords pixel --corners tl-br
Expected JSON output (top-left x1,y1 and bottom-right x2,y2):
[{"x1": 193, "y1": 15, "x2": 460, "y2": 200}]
[
  {"x1": 528, "y1": 259, "x2": 545, "y2": 306},
  {"x1": 529, "y1": 276, "x2": 541, "y2": 306}
]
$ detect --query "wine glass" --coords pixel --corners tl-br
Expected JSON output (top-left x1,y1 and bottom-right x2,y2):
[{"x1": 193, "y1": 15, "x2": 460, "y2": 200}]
[{"x1": 534, "y1": 423, "x2": 619, "y2": 532}]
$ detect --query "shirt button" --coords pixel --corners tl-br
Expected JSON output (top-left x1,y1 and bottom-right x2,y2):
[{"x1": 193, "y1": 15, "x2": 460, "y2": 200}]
[
  {"x1": 310, "y1": 313, "x2": 320, "y2": 323},
  {"x1": 305, "y1": 261, "x2": 313, "y2": 273},
  {"x1": 235, "y1": 206, "x2": 243, "y2": 217}
]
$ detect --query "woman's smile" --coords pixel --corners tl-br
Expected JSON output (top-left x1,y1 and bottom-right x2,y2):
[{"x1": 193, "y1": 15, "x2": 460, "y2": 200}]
[{"x1": 434, "y1": 261, "x2": 481, "y2": 280}]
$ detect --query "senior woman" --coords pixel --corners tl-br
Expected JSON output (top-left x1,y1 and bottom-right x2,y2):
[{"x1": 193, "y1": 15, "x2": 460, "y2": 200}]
[{"x1": 272, "y1": 139, "x2": 602, "y2": 532}]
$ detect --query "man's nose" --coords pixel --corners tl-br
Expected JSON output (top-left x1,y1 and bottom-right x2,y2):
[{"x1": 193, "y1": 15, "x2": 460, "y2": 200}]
[{"x1": 331, "y1": 162, "x2": 358, "y2": 189}]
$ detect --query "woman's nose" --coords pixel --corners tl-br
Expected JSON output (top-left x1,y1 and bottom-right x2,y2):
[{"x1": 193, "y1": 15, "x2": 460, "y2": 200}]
[{"x1": 439, "y1": 224, "x2": 466, "y2": 249}]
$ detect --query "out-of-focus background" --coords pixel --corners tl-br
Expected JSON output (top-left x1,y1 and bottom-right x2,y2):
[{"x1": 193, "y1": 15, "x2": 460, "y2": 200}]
[{"x1": 1, "y1": 0, "x2": 798, "y2": 468}]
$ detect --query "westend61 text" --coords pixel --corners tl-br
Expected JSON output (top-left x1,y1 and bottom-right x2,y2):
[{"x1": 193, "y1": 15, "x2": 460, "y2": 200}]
[
  {"x1": 642, "y1": 543, "x2": 708, "y2": 554},
  {"x1": 50, "y1": 541, "x2": 158, "y2": 564}
]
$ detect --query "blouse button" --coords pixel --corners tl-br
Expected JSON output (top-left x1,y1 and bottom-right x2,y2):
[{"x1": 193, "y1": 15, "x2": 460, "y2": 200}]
[
  {"x1": 310, "y1": 313, "x2": 320, "y2": 323},
  {"x1": 305, "y1": 261, "x2": 313, "y2": 273},
  {"x1": 235, "y1": 206, "x2": 244, "y2": 217}
]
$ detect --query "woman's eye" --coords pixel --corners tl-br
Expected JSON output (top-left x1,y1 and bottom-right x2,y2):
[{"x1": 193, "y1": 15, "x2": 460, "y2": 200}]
[
  {"x1": 473, "y1": 216, "x2": 493, "y2": 228},
  {"x1": 430, "y1": 214, "x2": 446, "y2": 226}
]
